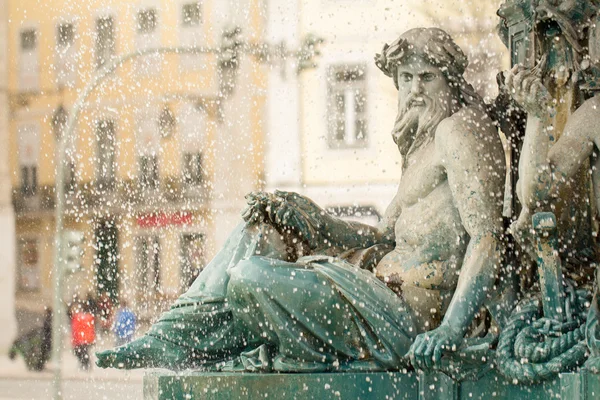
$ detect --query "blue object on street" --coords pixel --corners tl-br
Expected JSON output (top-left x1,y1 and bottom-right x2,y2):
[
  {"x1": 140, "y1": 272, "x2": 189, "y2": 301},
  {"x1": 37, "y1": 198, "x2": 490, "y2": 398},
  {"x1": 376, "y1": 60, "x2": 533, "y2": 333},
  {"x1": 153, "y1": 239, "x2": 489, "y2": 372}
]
[{"x1": 114, "y1": 308, "x2": 136, "y2": 339}]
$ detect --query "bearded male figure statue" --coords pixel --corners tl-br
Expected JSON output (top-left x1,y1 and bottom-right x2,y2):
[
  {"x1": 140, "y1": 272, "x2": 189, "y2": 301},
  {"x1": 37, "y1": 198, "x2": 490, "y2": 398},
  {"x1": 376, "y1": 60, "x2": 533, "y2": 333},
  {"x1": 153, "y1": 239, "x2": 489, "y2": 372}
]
[{"x1": 97, "y1": 28, "x2": 506, "y2": 372}]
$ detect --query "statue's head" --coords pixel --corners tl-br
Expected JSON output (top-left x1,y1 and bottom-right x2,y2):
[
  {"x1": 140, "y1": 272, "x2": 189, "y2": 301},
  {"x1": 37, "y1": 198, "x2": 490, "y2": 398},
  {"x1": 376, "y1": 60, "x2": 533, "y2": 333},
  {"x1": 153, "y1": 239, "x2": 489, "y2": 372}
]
[
  {"x1": 375, "y1": 28, "x2": 467, "y2": 91},
  {"x1": 534, "y1": 0, "x2": 599, "y2": 85},
  {"x1": 375, "y1": 28, "x2": 483, "y2": 156}
]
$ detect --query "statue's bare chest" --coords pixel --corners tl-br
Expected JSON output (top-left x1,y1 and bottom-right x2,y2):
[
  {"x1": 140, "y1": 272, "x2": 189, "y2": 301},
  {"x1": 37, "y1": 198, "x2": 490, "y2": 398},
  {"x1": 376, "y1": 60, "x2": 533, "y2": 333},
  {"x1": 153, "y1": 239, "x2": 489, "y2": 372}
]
[{"x1": 397, "y1": 146, "x2": 446, "y2": 207}]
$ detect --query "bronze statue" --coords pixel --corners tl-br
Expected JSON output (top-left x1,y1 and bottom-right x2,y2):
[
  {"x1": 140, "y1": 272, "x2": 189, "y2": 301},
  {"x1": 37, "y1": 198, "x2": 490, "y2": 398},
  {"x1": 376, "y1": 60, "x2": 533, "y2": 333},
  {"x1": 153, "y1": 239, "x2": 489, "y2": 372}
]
[{"x1": 96, "y1": 28, "x2": 507, "y2": 372}]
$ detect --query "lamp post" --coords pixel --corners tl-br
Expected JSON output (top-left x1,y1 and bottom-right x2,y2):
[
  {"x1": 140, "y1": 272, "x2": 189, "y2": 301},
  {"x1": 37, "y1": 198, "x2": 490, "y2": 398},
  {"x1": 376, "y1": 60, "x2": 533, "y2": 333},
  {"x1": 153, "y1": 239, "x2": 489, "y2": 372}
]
[{"x1": 51, "y1": 30, "x2": 322, "y2": 400}]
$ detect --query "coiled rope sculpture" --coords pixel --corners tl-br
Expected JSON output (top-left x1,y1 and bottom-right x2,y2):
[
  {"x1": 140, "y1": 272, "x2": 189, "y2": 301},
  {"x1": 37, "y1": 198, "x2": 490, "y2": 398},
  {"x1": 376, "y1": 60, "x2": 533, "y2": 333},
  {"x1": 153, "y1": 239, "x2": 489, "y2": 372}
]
[{"x1": 496, "y1": 289, "x2": 591, "y2": 384}]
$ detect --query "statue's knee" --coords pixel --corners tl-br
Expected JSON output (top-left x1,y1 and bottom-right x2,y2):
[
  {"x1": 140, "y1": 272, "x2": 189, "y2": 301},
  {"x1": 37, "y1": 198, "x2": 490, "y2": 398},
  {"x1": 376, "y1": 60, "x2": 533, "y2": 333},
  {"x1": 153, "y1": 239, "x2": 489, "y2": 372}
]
[{"x1": 228, "y1": 257, "x2": 271, "y2": 289}]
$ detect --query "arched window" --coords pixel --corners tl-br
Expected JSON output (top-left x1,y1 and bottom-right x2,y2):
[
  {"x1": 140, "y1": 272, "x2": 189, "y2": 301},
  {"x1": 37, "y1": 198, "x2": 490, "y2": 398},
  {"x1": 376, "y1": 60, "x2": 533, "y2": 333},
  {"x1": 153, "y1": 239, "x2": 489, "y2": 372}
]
[
  {"x1": 179, "y1": 103, "x2": 206, "y2": 186},
  {"x1": 135, "y1": 107, "x2": 161, "y2": 190}
]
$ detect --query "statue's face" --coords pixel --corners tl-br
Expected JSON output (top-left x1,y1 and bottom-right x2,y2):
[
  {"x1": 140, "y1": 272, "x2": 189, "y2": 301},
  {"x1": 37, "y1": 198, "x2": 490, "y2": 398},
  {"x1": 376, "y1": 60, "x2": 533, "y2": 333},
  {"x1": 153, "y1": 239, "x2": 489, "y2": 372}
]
[
  {"x1": 391, "y1": 55, "x2": 456, "y2": 155},
  {"x1": 396, "y1": 55, "x2": 454, "y2": 114}
]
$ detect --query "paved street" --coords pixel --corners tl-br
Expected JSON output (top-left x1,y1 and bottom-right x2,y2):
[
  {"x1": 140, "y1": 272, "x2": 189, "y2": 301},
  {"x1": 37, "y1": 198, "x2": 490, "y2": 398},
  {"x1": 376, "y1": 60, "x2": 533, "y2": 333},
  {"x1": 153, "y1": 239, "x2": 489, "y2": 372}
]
[
  {"x1": 0, "y1": 334, "x2": 145, "y2": 400},
  {"x1": 0, "y1": 377, "x2": 142, "y2": 400}
]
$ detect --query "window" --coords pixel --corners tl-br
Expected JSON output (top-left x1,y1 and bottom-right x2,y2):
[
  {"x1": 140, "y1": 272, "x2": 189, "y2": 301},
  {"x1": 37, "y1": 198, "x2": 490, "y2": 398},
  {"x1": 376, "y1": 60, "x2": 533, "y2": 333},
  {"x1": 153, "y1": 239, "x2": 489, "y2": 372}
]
[
  {"x1": 17, "y1": 238, "x2": 40, "y2": 291},
  {"x1": 135, "y1": 107, "x2": 161, "y2": 189},
  {"x1": 17, "y1": 123, "x2": 40, "y2": 196},
  {"x1": 20, "y1": 29, "x2": 37, "y2": 50},
  {"x1": 95, "y1": 16, "x2": 115, "y2": 68},
  {"x1": 56, "y1": 22, "x2": 77, "y2": 86},
  {"x1": 21, "y1": 166, "x2": 37, "y2": 197},
  {"x1": 57, "y1": 23, "x2": 74, "y2": 47},
  {"x1": 19, "y1": 27, "x2": 39, "y2": 91},
  {"x1": 135, "y1": 8, "x2": 161, "y2": 74},
  {"x1": 182, "y1": 2, "x2": 202, "y2": 26},
  {"x1": 179, "y1": 105, "x2": 205, "y2": 189},
  {"x1": 182, "y1": 152, "x2": 203, "y2": 185},
  {"x1": 96, "y1": 120, "x2": 116, "y2": 189},
  {"x1": 327, "y1": 64, "x2": 368, "y2": 148},
  {"x1": 52, "y1": 106, "x2": 68, "y2": 141},
  {"x1": 64, "y1": 161, "x2": 76, "y2": 193},
  {"x1": 137, "y1": 9, "x2": 157, "y2": 33},
  {"x1": 52, "y1": 107, "x2": 77, "y2": 192},
  {"x1": 179, "y1": 104, "x2": 206, "y2": 177},
  {"x1": 180, "y1": 233, "x2": 204, "y2": 290},
  {"x1": 139, "y1": 155, "x2": 159, "y2": 189},
  {"x1": 158, "y1": 106, "x2": 176, "y2": 138},
  {"x1": 179, "y1": 2, "x2": 203, "y2": 69}
]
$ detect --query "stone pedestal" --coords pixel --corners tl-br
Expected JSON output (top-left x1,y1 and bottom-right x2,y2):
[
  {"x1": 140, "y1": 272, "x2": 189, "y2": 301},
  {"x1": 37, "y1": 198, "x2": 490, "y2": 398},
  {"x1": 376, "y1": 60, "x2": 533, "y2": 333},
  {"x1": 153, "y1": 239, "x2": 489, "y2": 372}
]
[{"x1": 143, "y1": 370, "x2": 600, "y2": 400}]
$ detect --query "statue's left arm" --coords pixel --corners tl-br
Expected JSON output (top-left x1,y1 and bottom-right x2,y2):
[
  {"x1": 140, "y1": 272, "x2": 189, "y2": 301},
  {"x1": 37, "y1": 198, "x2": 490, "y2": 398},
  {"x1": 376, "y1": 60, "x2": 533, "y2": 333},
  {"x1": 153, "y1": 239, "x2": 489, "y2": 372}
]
[{"x1": 409, "y1": 108, "x2": 506, "y2": 370}]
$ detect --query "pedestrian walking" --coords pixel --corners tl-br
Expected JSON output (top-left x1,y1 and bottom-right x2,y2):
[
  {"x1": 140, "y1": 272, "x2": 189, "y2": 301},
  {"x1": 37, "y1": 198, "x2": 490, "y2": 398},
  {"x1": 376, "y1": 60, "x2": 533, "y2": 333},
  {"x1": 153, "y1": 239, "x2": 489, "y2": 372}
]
[
  {"x1": 9, "y1": 307, "x2": 52, "y2": 371},
  {"x1": 71, "y1": 304, "x2": 95, "y2": 370},
  {"x1": 113, "y1": 301, "x2": 136, "y2": 346}
]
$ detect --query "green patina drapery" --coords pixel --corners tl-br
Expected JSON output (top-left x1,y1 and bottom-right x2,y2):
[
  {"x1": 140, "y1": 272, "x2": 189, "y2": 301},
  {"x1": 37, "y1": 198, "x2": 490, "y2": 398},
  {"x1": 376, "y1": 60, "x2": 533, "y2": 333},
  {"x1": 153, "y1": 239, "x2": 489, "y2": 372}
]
[{"x1": 97, "y1": 223, "x2": 416, "y2": 370}]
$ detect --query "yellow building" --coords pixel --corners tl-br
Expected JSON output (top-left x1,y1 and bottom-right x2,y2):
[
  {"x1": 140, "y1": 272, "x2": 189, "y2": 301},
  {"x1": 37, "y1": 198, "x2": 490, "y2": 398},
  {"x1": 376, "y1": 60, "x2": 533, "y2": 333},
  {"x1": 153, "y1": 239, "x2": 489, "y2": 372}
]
[{"x1": 9, "y1": 0, "x2": 266, "y2": 320}]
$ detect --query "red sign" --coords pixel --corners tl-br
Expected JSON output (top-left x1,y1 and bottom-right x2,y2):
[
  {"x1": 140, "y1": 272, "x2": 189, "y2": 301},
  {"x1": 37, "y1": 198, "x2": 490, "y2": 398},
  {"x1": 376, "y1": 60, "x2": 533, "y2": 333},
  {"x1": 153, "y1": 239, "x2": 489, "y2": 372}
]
[{"x1": 137, "y1": 211, "x2": 193, "y2": 228}]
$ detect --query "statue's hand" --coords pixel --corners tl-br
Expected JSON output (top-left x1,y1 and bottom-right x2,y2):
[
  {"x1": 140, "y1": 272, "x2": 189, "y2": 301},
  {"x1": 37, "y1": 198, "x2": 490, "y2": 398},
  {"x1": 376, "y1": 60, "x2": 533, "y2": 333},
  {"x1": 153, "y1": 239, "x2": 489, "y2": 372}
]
[
  {"x1": 407, "y1": 324, "x2": 463, "y2": 370},
  {"x1": 273, "y1": 190, "x2": 329, "y2": 246},
  {"x1": 242, "y1": 191, "x2": 323, "y2": 247},
  {"x1": 509, "y1": 207, "x2": 532, "y2": 246},
  {"x1": 242, "y1": 191, "x2": 280, "y2": 225},
  {"x1": 505, "y1": 64, "x2": 551, "y2": 118},
  {"x1": 273, "y1": 190, "x2": 325, "y2": 220}
]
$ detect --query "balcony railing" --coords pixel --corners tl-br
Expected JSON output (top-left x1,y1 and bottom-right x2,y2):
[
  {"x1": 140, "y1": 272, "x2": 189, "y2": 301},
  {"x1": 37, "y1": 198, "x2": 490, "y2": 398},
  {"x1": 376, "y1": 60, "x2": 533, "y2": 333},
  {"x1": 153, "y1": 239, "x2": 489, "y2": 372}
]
[{"x1": 12, "y1": 176, "x2": 211, "y2": 214}]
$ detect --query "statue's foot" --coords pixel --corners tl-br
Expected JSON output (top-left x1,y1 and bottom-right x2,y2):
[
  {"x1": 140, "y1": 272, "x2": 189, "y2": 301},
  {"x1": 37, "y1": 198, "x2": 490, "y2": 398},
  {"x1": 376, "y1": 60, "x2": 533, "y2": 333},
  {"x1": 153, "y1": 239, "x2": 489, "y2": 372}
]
[{"x1": 96, "y1": 334, "x2": 190, "y2": 370}]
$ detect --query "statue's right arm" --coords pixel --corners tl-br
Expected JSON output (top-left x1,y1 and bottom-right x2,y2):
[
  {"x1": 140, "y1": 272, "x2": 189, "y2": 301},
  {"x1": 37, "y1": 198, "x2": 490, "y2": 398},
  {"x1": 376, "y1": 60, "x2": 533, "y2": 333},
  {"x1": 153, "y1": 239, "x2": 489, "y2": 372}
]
[
  {"x1": 272, "y1": 190, "x2": 390, "y2": 250},
  {"x1": 508, "y1": 67, "x2": 598, "y2": 200},
  {"x1": 509, "y1": 74, "x2": 597, "y2": 238},
  {"x1": 515, "y1": 96, "x2": 596, "y2": 221},
  {"x1": 242, "y1": 190, "x2": 391, "y2": 251}
]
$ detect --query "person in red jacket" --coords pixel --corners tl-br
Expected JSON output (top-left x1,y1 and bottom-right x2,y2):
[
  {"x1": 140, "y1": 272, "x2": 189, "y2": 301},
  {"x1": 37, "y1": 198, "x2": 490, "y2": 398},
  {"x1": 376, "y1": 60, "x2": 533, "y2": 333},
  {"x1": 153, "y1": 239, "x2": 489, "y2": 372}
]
[{"x1": 71, "y1": 303, "x2": 96, "y2": 370}]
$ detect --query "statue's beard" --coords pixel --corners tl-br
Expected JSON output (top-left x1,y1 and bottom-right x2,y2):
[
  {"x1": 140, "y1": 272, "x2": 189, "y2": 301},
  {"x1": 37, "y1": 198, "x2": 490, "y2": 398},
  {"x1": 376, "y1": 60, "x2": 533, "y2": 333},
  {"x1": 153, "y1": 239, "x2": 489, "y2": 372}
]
[{"x1": 392, "y1": 94, "x2": 452, "y2": 158}]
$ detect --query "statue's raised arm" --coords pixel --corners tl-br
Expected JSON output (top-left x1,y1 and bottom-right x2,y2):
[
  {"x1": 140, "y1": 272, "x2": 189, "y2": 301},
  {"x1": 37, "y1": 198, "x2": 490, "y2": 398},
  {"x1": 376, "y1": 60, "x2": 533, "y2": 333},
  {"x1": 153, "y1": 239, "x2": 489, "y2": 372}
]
[{"x1": 242, "y1": 189, "x2": 389, "y2": 254}]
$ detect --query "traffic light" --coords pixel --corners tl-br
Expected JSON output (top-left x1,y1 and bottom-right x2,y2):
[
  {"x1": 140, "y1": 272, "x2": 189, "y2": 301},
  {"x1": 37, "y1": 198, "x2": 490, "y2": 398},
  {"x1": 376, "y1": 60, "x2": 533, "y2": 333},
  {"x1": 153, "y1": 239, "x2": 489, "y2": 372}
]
[{"x1": 62, "y1": 230, "x2": 84, "y2": 273}]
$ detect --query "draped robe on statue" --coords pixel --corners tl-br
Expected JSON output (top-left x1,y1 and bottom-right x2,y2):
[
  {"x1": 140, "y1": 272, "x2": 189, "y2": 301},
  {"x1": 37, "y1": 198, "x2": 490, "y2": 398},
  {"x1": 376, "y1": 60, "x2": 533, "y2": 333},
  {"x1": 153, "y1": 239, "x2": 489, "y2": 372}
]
[{"x1": 104, "y1": 223, "x2": 416, "y2": 371}]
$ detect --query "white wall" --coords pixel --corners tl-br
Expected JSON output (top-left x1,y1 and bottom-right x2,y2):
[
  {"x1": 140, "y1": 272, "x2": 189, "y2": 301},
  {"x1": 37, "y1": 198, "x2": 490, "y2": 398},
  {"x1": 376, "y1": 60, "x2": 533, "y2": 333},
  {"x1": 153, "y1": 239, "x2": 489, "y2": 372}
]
[{"x1": 264, "y1": 0, "x2": 302, "y2": 191}]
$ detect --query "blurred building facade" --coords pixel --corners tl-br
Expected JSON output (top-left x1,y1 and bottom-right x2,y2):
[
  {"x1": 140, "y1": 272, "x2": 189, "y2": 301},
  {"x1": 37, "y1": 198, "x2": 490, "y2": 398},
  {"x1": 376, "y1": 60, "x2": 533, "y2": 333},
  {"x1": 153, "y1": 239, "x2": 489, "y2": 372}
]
[
  {"x1": 8, "y1": 0, "x2": 266, "y2": 320},
  {"x1": 0, "y1": 0, "x2": 17, "y2": 353}
]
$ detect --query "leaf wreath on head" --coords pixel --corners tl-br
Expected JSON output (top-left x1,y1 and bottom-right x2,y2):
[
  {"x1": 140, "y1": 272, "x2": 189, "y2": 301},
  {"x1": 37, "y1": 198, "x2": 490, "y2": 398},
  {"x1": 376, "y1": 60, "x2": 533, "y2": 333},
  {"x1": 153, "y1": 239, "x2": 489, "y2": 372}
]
[{"x1": 374, "y1": 37, "x2": 408, "y2": 79}]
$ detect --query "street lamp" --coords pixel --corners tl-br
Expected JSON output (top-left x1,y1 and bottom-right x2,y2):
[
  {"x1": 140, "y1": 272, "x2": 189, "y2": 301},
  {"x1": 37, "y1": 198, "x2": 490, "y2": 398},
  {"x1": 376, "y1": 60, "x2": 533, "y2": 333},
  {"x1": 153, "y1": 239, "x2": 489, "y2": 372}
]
[{"x1": 51, "y1": 28, "x2": 322, "y2": 400}]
